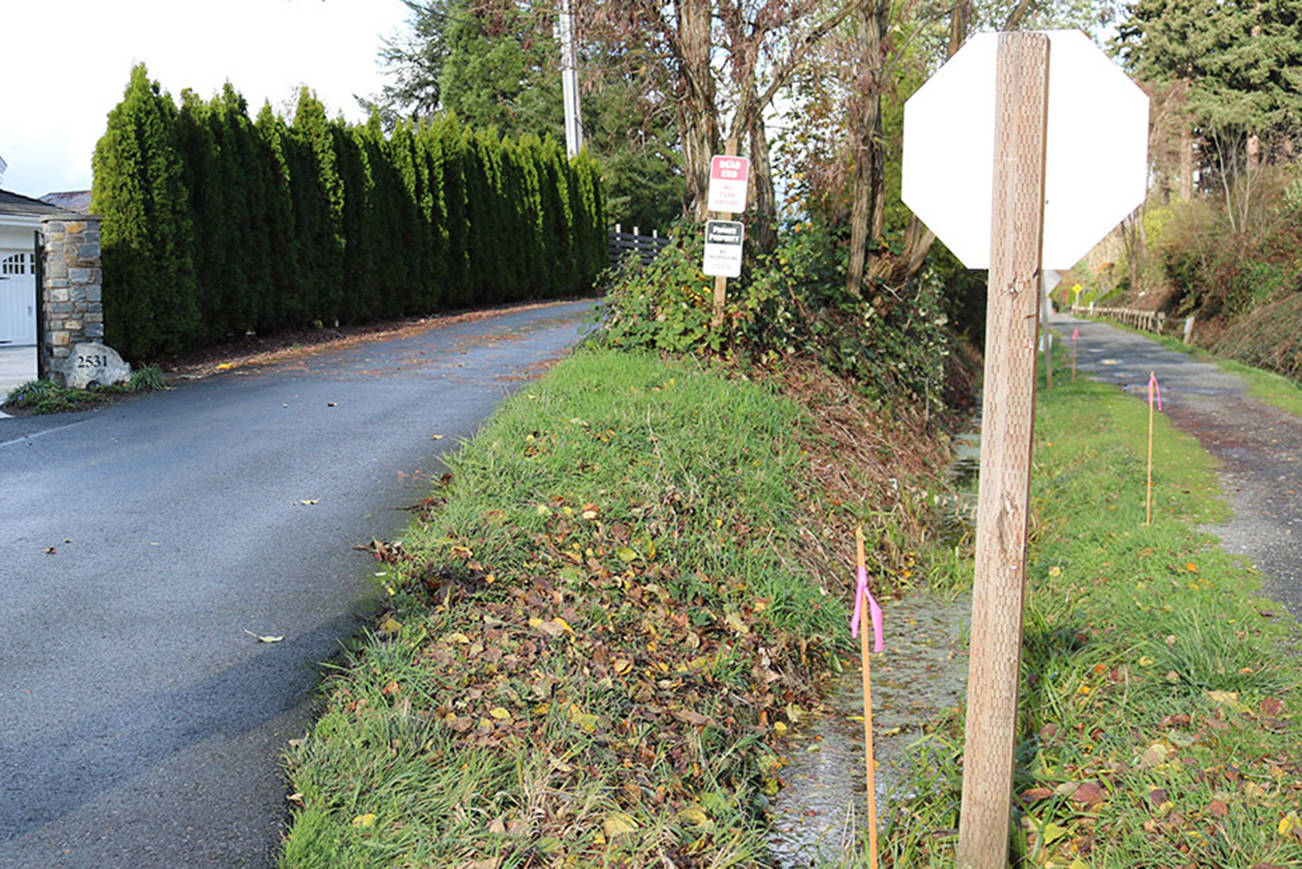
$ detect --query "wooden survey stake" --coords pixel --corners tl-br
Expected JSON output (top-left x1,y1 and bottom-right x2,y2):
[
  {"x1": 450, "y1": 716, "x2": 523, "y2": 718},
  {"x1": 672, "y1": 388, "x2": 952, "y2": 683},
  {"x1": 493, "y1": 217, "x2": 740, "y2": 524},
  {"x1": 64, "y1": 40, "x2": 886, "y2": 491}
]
[
  {"x1": 855, "y1": 527, "x2": 879, "y2": 869},
  {"x1": 1072, "y1": 327, "x2": 1079, "y2": 380},
  {"x1": 1146, "y1": 371, "x2": 1161, "y2": 526},
  {"x1": 956, "y1": 33, "x2": 1050, "y2": 869}
]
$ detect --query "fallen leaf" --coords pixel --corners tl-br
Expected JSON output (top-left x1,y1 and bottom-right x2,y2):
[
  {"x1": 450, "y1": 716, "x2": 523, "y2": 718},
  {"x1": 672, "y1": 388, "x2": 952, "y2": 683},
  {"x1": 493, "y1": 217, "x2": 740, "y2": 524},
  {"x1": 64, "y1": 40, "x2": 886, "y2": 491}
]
[
  {"x1": 1141, "y1": 742, "x2": 1169, "y2": 768},
  {"x1": 430, "y1": 433, "x2": 444, "y2": 440},
  {"x1": 723, "y1": 611, "x2": 750, "y2": 635},
  {"x1": 286, "y1": 792, "x2": 305, "y2": 807},
  {"x1": 297, "y1": 499, "x2": 319, "y2": 506},
  {"x1": 1207, "y1": 799, "x2": 1228, "y2": 818},
  {"x1": 244, "y1": 630, "x2": 285, "y2": 643},
  {"x1": 530, "y1": 618, "x2": 571, "y2": 638},
  {"x1": 1260, "y1": 697, "x2": 1285, "y2": 717},
  {"x1": 1072, "y1": 781, "x2": 1106, "y2": 808},
  {"x1": 44, "y1": 547, "x2": 56, "y2": 555},
  {"x1": 1147, "y1": 787, "x2": 1171, "y2": 811},
  {"x1": 352, "y1": 813, "x2": 377, "y2": 828},
  {"x1": 489, "y1": 707, "x2": 511, "y2": 720},
  {"x1": 379, "y1": 617, "x2": 403, "y2": 634},
  {"x1": 1019, "y1": 787, "x2": 1054, "y2": 803},
  {"x1": 602, "y1": 811, "x2": 638, "y2": 838},
  {"x1": 680, "y1": 805, "x2": 713, "y2": 829}
]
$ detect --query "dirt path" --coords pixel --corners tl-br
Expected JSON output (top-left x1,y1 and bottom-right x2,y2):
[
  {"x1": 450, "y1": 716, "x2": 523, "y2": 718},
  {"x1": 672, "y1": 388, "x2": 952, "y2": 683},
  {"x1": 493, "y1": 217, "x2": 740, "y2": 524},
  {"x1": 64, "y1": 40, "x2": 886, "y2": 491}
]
[{"x1": 1060, "y1": 311, "x2": 1302, "y2": 620}]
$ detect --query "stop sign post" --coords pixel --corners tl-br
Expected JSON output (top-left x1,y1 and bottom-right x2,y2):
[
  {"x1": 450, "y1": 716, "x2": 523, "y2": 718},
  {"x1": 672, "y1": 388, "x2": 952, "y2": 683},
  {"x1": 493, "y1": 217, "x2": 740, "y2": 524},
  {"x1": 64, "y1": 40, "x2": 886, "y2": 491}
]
[{"x1": 901, "y1": 32, "x2": 1148, "y2": 869}]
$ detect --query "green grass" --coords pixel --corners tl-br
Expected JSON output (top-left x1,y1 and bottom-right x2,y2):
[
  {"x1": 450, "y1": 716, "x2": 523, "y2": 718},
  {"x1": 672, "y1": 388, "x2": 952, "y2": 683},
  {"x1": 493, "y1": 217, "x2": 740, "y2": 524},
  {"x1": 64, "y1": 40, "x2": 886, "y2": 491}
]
[
  {"x1": 3, "y1": 365, "x2": 167, "y2": 413},
  {"x1": 279, "y1": 348, "x2": 857, "y2": 867},
  {"x1": 876, "y1": 373, "x2": 1302, "y2": 867}
]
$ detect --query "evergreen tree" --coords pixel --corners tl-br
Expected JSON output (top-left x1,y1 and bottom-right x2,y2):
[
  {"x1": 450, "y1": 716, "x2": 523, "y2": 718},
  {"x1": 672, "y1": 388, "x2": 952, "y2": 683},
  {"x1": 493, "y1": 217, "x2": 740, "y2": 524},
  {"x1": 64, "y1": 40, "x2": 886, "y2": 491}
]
[
  {"x1": 371, "y1": 0, "x2": 679, "y2": 230},
  {"x1": 92, "y1": 63, "x2": 200, "y2": 360},
  {"x1": 213, "y1": 83, "x2": 269, "y2": 334},
  {"x1": 288, "y1": 89, "x2": 346, "y2": 324},
  {"x1": 1117, "y1": 0, "x2": 1302, "y2": 163},
  {"x1": 254, "y1": 103, "x2": 302, "y2": 327}
]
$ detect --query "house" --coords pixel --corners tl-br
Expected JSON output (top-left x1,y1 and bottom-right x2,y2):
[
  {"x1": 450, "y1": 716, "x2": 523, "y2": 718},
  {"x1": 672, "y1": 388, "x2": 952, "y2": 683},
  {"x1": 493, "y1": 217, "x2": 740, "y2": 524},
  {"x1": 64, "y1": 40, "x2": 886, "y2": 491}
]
[{"x1": 0, "y1": 157, "x2": 85, "y2": 347}]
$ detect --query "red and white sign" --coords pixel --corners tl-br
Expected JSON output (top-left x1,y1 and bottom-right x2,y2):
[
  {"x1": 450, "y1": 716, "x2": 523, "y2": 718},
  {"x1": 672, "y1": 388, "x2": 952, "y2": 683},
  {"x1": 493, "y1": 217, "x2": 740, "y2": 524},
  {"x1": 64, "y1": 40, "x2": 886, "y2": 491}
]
[{"x1": 707, "y1": 155, "x2": 750, "y2": 213}]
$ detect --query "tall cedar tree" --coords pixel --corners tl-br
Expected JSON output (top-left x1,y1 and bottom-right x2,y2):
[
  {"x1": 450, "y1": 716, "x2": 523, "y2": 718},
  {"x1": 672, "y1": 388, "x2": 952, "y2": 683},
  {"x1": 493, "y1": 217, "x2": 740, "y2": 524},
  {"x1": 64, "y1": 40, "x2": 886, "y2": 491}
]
[
  {"x1": 92, "y1": 64, "x2": 201, "y2": 358},
  {"x1": 93, "y1": 71, "x2": 605, "y2": 360}
]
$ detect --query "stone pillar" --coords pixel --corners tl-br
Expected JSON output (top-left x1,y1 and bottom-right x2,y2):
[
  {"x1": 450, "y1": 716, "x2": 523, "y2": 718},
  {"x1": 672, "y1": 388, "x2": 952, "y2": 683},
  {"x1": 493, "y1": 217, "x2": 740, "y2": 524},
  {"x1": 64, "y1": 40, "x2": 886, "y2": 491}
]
[{"x1": 40, "y1": 216, "x2": 104, "y2": 384}]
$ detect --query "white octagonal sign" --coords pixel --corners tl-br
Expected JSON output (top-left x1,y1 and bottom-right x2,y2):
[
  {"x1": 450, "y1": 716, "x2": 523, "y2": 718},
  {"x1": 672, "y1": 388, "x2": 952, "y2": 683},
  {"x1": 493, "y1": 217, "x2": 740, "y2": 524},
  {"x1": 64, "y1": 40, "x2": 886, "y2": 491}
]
[{"x1": 902, "y1": 31, "x2": 1148, "y2": 269}]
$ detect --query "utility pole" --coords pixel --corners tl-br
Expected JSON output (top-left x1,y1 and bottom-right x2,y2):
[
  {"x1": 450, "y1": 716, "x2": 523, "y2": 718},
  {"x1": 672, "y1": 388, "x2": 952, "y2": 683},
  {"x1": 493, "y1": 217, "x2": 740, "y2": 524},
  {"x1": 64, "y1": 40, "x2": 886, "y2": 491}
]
[{"x1": 559, "y1": 0, "x2": 583, "y2": 157}]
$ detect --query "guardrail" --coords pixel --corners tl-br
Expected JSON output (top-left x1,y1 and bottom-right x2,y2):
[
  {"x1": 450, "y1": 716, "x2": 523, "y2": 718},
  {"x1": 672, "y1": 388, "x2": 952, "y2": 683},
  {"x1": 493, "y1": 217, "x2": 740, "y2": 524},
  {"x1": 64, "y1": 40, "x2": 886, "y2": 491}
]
[
  {"x1": 1071, "y1": 304, "x2": 1195, "y2": 343},
  {"x1": 609, "y1": 224, "x2": 671, "y2": 268}
]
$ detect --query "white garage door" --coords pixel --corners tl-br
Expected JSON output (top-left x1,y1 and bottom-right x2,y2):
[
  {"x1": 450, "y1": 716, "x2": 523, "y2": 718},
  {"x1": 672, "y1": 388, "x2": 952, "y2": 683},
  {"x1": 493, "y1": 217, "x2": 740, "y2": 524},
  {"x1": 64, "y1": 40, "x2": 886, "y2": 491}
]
[{"x1": 0, "y1": 250, "x2": 37, "y2": 345}]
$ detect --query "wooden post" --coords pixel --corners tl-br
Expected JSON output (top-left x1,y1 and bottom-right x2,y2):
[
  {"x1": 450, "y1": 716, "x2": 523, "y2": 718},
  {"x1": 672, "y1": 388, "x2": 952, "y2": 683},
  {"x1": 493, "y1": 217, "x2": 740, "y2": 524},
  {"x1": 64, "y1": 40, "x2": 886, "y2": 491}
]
[
  {"x1": 1041, "y1": 278, "x2": 1053, "y2": 389},
  {"x1": 1146, "y1": 371, "x2": 1156, "y2": 527},
  {"x1": 711, "y1": 139, "x2": 738, "y2": 328},
  {"x1": 855, "y1": 527, "x2": 879, "y2": 869},
  {"x1": 957, "y1": 32, "x2": 1050, "y2": 869}
]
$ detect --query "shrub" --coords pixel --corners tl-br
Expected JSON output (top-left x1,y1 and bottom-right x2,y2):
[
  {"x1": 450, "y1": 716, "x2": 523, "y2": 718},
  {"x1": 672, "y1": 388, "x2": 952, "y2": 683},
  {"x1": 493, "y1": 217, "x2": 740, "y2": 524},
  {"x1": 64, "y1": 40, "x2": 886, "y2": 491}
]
[
  {"x1": 93, "y1": 67, "x2": 606, "y2": 362},
  {"x1": 596, "y1": 218, "x2": 952, "y2": 404}
]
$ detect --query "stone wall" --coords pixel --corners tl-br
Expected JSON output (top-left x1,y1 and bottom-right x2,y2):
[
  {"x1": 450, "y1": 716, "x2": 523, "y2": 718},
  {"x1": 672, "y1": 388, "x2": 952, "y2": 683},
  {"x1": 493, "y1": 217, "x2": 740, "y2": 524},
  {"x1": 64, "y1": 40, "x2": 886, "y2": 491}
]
[{"x1": 40, "y1": 216, "x2": 103, "y2": 382}]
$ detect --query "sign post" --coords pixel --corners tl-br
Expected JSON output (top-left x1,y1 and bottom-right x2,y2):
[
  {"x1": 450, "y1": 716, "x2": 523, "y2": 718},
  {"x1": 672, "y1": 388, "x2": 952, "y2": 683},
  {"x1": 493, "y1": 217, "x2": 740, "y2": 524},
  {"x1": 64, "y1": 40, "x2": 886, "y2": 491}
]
[
  {"x1": 956, "y1": 34, "x2": 1050, "y2": 868},
  {"x1": 901, "y1": 29, "x2": 1148, "y2": 869},
  {"x1": 704, "y1": 141, "x2": 748, "y2": 327}
]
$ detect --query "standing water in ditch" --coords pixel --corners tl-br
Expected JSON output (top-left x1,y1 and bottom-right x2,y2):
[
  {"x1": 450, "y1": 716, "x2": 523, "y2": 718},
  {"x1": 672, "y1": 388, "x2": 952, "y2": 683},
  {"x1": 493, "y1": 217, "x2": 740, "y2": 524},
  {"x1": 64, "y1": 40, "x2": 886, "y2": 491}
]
[{"x1": 767, "y1": 426, "x2": 980, "y2": 866}]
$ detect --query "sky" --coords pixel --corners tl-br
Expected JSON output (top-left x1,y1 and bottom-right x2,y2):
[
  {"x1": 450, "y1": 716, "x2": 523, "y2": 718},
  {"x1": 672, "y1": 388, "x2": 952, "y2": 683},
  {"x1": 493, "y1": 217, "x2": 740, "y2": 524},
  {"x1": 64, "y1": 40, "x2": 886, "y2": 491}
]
[{"x1": 0, "y1": 0, "x2": 412, "y2": 198}]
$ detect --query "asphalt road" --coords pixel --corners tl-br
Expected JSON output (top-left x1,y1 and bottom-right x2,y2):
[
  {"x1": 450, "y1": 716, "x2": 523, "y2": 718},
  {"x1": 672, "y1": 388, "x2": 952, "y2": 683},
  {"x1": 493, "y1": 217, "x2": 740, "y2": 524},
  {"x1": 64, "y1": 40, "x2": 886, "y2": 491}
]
[
  {"x1": 0, "y1": 299, "x2": 594, "y2": 868},
  {"x1": 1060, "y1": 311, "x2": 1301, "y2": 620}
]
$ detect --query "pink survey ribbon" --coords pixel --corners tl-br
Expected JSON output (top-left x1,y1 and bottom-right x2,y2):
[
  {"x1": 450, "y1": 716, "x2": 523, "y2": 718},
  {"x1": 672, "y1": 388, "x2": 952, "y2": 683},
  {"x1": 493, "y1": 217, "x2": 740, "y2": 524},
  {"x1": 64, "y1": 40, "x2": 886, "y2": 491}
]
[
  {"x1": 1148, "y1": 372, "x2": 1163, "y2": 411},
  {"x1": 1072, "y1": 328, "x2": 1079, "y2": 342},
  {"x1": 850, "y1": 565, "x2": 884, "y2": 652}
]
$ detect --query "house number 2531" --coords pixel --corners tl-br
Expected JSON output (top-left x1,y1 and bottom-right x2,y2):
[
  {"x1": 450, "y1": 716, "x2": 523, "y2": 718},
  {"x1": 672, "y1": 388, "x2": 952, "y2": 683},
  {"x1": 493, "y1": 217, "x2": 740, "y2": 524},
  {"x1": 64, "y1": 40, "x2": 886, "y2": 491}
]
[{"x1": 77, "y1": 354, "x2": 108, "y2": 368}]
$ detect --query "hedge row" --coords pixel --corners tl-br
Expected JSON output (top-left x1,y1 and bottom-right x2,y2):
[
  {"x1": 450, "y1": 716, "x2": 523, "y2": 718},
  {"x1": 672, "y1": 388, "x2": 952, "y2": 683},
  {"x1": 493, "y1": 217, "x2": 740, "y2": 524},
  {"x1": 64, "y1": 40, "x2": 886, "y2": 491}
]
[{"x1": 91, "y1": 64, "x2": 605, "y2": 361}]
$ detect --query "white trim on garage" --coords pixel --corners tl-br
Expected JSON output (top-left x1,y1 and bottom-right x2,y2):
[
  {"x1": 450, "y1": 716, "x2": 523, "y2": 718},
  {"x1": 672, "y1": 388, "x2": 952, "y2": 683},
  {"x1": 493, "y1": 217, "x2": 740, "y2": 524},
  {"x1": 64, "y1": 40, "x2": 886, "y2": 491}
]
[{"x1": 0, "y1": 249, "x2": 37, "y2": 345}]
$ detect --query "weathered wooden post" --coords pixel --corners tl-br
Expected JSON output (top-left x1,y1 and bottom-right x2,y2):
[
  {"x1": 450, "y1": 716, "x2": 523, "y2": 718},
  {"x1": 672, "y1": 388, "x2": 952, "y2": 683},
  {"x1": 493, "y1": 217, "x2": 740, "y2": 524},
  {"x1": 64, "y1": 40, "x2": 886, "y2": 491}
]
[{"x1": 901, "y1": 29, "x2": 1148, "y2": 867}]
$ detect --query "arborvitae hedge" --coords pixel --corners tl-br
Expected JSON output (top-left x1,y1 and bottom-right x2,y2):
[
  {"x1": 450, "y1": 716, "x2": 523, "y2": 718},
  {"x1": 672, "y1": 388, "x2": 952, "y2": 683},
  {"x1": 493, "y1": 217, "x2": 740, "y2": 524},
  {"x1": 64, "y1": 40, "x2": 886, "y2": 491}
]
[{"x1": 93, "y1": 64, "x2": 606, "y2": 361}]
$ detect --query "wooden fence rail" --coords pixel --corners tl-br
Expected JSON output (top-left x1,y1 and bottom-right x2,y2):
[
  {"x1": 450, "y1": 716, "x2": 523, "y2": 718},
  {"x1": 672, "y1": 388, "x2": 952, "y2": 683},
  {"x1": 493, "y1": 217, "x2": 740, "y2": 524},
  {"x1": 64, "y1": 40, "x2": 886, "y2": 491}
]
[
  {"x1": 609, "y1": 224, "x2": 671, "y2": 268},
  {"x1": 1071, "y1": 304, "x2": 1196, "y2": 343}
]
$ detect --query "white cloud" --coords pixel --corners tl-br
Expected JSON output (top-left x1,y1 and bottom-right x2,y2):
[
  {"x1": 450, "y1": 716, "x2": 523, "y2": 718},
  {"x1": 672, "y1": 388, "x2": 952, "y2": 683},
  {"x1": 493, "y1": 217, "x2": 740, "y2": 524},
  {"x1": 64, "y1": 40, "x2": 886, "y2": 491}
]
[{"x1": 0, "y1": 0, "x2": 410, "y2": 197}]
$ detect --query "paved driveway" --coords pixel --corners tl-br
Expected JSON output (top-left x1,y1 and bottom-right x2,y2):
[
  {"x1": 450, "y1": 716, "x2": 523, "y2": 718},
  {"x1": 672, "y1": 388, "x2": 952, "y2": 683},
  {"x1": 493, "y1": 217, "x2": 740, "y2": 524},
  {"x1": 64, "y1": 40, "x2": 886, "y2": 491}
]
[
  {"x1": 0, "y1": 300, "x2": 594, "y2": 868},
  {"x1": 0, "y1": 346, "x2": 36, "y2": 413},
  {"x1": 1060, "y1": 311, "x2": 1301, "y2": 620}
]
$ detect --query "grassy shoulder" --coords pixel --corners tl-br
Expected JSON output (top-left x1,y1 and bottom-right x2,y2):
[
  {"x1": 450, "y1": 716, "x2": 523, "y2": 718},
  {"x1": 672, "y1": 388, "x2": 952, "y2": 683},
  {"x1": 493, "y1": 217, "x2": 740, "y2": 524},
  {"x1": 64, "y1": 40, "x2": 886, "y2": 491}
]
[
  {"x1": 882, "y1": 374, "x2": 1302, "y2": 867},
  {"x1": 279, "y1": 347, "x2": 952, "y2": 868}
]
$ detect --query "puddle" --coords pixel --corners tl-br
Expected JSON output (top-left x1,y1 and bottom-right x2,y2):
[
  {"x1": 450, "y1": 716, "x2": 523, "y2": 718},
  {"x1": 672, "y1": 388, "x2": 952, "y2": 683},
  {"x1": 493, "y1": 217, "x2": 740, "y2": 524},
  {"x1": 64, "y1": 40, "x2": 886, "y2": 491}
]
[{"x1": 767, "y1": 592, "x2": 971, "y2": 866}]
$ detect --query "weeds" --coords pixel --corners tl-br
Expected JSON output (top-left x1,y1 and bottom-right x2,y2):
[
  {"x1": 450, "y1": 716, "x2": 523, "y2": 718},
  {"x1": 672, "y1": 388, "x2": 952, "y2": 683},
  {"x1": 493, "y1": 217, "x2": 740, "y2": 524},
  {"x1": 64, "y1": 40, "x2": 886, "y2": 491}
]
[
  {"x1": 279, "y1": 348, "x2": 959, "y2": 867},
  {"x1": 3, "y1": 364, "x2": 166, "y2": 414},
  {"x1": 877, "y1": 376, "x2": 1302, "y2": 867}
]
